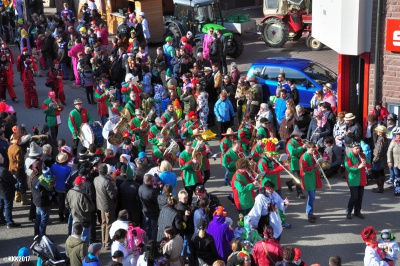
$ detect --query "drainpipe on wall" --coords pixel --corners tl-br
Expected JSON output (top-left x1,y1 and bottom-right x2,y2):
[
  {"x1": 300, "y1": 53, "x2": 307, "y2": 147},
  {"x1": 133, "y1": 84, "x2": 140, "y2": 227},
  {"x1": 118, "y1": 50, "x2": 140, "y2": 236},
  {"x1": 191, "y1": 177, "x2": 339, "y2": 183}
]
[{"x1": 373, "y1": 0, "x2": 382, "y2": 106}]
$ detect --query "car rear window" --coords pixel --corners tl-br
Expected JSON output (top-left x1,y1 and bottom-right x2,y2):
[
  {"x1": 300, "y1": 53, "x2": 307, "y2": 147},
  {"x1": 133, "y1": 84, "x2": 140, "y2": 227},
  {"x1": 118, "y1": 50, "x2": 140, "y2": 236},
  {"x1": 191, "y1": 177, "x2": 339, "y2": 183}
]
[{"x1": 263, "y1": 66, "x2": 281, "y2": 81}]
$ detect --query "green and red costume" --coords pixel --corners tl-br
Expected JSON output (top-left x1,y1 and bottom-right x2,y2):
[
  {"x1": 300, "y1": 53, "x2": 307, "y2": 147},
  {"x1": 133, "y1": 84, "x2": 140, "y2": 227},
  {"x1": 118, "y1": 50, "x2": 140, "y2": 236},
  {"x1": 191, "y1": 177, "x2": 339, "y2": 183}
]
[
  {"x1": 42, "y1": 98, "x2": 64, "y2": 127},
  {"x1": 286, "y1": 138, "x2": 305, "y2": 171},
  {"x1": 219, "y1": 136, "x2": 234, "y2": 164},
  {"x1": 148, "y1": 124, "x2": 162, "y2": 146},
  {"x1": 238, "y1": 125, "x2": 254, "y2": 152},
  {"x1": 94, "y1": 90, "x2": 109, "y2": 116},
  {"x1": 110, "y1": 105, "x2": 124, "y2": 117},
  {"x1": 130, "y1": 117, "x2": 147, "y2": 150},
  {"x1": 181, "y1": 119, "x2": 199, "y2": 140},
  {"x1": 250, "y1": 143, "x2": 264, "y2": 165},
  {"x1": 161, "y1": 110, "x2": 177, "y2": 126},
  {"x1": 124, "y1": 100, "x2": 136, "y2": 118},
  {"x1": 344, "y1": 151, "x2": 371, "y2": 187},
  {"x1": 299, "y1": 152, "x2": 322, "y2": 191},
  {"x1": 179, "y1": 150, "x2": 203, "y2": 186},
  {"x1": 257, "y1": 156, "x2": 284, "y2": 190},
  {"x1": 256, "y1": 126, "x2": 269, "y2": 139},
  {"x1": 152, "y1": 145, "x2": 164, "y2": 162},
  {"x1": 222, "y1": 147, "x2": 243, "y2": 182},
  {"x1": 232, "y1": 169, "x2": 256, "y2": 211},
  {"x1": 68, "y1": 108, "x2": 93, "y2": 138},
  {"x1": 193, "y1": 139, "x2": 211, "y2": 171}
]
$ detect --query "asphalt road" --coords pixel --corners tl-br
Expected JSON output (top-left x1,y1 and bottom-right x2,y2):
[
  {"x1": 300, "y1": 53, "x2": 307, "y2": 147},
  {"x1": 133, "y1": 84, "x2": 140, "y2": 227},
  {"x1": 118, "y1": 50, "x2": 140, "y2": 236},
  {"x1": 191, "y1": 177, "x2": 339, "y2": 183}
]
[{"x1": 0, "y1": 6, "x2": 398, "y2": 266}]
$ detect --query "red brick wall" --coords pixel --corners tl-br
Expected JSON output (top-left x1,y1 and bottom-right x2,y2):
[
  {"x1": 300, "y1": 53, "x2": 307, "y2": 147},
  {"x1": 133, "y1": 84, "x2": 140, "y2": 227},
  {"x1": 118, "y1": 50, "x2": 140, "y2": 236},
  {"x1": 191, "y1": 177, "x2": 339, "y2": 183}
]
[{"x1": 369, "y1": 0, "x2": 400, "y2": 113}]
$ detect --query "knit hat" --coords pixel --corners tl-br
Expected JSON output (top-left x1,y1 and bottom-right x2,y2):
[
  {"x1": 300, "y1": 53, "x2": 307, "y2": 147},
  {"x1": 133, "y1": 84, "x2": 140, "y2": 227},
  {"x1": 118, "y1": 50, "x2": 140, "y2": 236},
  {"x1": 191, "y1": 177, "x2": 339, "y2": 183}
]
[
  {"x1": 120, "y1": 154, "x2": 131, "y2": 162},
  {"x1": 88, "y1": 243, "x2": 102, "y2": 254},
  {"x1": 165, "y1": 36, "x2": 173, "y2": 42},
  {"x1": 42, "y1": 167, "x2": 52, "y2": 178}
]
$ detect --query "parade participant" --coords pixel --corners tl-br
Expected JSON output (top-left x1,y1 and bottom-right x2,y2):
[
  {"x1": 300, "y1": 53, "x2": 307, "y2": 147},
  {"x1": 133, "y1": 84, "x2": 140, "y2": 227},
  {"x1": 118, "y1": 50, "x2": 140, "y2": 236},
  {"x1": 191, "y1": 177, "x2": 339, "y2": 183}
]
[
  {"x1": 130, "y1": 109, "x2": 147, "y2": 152},
  {"x1": 42, "y1": 91, "x2": 64, "y2": 140},
  {"x1": 222, "y1": 140, "x2": 243, "y2": 186},
  {"x1": 1, "y1": 42, "x2": 15, "y2": 95},
  {"x1": 378, "y1": 229, "x2": 400, "y2": 265},
  {"x1": 322, "y1": 83, "x2": 337, "y2": 112},
  {"x1": 361, "y1": 226, "x2": 389, "y2": 266},
  {"x1": 344, "y1": 142, "x2": 371, "y2": 219},
  {"x1": 299, "y1": 141, "x2": 322, "y2": 223},
  {"x1": 387, "y1": 128, "x2": 400, "y2": 196},
  {"x1": 253, "y1": 225, "x2": 284, "y2": 265},
  {"x1": 247, "y1": 181, "x2": 289, "y2": 240},
  {"x1": 22, "y1": 59, "x2": 39, "y2": 109},
  {"x1": 68, "y1": 98, "x2": 94, "y2": 156},
  {"x1": 251, "y1": 136, "x2": 266, "y2": 165},
  {"x1": 179, "y1": 140, "x2": 203, "y2": 205},
  {"x1": 102, "y1": 115, "x2": 122, "y2": 156},
  {"x1": 321, "y1": 136, "x2": 343, "y2": 178},
  {"x1": 122, "y1": 91, "x2": 136, "y2": 120},
  {"x1": 370, "y1": 125, "x2": 389, "y2": 193},
  {"x1": 0, "y1": 53, "x2": 17, "y2": 103},
  {"x1": 148, "y1": 117, "x2": 164, "y2": 146},
  {"x1": 256, "y1": 117, "x2": 273, "y2": 139},
  {"x1": 192, "y1": 129, "x2": 212, "y2": 184},
  {"x1": 181, "y1": 111, "x2": 200, "y2": 141},
  {"x1": 152, "y1": 139, "x2": 167, "y2": 163},
  {"x1": 238, "y1": 115, "x2": 254, "y2": 154},
  {"x1": 94, "y1": 81, "x2": 110, "y2": 126},
  {"x1": 161, "y1": 103, "x2": 177, "y2": 126},
  {"x1": 47, "y1": 60, "x2": 66, "y2": 105},
  {"x1": 232, "y1": 158, "x2": 258, "y2": 215},
  {"x1": 343, "y1": 113, "x2": 362, "y2": 154},
  {"x1": 203, "y1": 27, "x2": 214, "y2": 60}
]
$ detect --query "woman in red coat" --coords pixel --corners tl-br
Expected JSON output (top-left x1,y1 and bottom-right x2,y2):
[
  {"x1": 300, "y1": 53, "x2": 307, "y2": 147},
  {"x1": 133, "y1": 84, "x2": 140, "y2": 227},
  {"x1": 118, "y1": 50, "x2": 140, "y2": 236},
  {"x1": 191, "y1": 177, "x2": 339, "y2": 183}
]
[
  {"x1": 253, "y1": 225, "x2": 284, "y2": 266},
  {"x1": 372, "y1": 102, "x2": 389, "y2": 125},
  {"x1": 94, "y1": 81, "x2": 109, "y2": 125}
]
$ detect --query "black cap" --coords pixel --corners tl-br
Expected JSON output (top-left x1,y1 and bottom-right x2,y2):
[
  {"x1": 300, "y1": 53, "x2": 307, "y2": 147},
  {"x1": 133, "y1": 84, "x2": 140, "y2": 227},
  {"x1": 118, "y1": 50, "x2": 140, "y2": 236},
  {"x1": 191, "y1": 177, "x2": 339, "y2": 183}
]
[
  {"x1": 264, "y1": 180, "x2": 275, "y2": 188},
  {"x1": 112, "y1": 250, "x2": 124, "y2": 258},
  {"x1": 195, "y1": 184, "x2": 206, "y2": 194},
  {"x1": 260, "y1": 117, "x2": 268, "y2": 123},
  {"x1": 123, "y1": 138, "x2": 132, "y2": 145},
  {"x1": 39, "y1": 124, "x2": 49, "y2": 134},
  {"x1": 79, "y1": 146, "x2": 88, "y2": 154}
]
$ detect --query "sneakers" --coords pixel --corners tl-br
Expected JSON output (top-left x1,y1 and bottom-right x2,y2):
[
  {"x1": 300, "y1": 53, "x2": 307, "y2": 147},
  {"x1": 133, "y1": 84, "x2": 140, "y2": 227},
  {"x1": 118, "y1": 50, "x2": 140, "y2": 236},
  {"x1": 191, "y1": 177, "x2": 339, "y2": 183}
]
[
  {"x1": 298, "y1": 193, "x2": 306, "y2": 199},
  {"x1": 7, "y1": 223, "x2": 21, "y2": 228},
  {"x1": 385, "y1": 179, "x2": 393, "y2": 184},
  {"x1": 308, "y1": 216, "x2": 316, "y2": 223},
  {"x1": 12, "y1": 98, "x2": 19, "y2": 103},
  {"x1": 346, "y1": 213, "x2": 352, "y2": 219},
  {"x1": 282, "y1": 222, "x2": 291, "y2": 229}
]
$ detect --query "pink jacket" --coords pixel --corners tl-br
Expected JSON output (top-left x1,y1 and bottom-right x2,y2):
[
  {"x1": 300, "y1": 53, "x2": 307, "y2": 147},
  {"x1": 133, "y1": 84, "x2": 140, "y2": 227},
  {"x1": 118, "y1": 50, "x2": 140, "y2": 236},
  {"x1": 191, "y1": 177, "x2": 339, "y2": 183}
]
[
  {"x1": 68, "y1": 43, "x2": 85, "y2": 59},
  {"x1": 100, "y1": 28, "x2": 109, "y2": 46}
]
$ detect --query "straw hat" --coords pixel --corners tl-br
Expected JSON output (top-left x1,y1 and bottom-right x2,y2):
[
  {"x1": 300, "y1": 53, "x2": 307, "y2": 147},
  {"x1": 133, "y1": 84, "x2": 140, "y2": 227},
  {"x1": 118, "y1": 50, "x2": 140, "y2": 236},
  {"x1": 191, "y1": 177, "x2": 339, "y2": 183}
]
[
  {"x1": 343, "y1": 113, "x2": 356, "y2": 121},
  {"x1": 221, "y1": 128, "x2": 237, "y2": 136},
  {"x1": 56, "y1": 152, "x2": 69, "y2": 164}
]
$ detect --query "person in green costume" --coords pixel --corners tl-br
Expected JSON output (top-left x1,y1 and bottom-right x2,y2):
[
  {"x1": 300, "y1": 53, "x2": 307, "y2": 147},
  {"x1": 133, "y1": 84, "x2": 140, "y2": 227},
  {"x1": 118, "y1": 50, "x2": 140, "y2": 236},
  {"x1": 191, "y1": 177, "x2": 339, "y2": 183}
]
[
  {"x1": 68, "y1": 98, "x2": 93, "y2": 156},
  {"x1": 42, "y1": 90, "x2": 64, "y2": 140}
]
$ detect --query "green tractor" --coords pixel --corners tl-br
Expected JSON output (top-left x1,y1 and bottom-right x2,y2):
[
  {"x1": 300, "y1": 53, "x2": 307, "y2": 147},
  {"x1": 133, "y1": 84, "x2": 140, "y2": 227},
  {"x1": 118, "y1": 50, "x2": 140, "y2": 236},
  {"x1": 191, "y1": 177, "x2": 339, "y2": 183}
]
[{"x1": 163, "y1": 0, "x2": 245, "y2": 58}]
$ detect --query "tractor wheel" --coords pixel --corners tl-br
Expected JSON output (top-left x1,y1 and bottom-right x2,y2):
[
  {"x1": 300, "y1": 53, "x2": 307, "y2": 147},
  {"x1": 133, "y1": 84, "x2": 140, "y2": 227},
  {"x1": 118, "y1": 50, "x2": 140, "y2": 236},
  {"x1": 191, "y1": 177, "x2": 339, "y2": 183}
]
[
  {"x1": 307, "y1": 36, "x2": 323, "y2": 51},
  {"x1": 227, "y1": 35, "x2": 244, "y2": 58},
  {"x1": 163, "y1": 24, "x2": 182, "y2": 47},
  {"x1": 261, "y1": 17, "x2": 289, "y2": 48}
]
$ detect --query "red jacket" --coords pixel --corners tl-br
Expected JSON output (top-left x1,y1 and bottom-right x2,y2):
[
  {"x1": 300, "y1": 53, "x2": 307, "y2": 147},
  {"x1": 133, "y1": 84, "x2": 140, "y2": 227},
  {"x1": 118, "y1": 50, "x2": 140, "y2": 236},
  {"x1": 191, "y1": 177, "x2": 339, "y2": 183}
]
[
  {"x1": 95, "y1": 90, "x2": 108, "y2": 116},
  {"x1": 253, "y1": 238, "x2": 284, "y2": 266}
]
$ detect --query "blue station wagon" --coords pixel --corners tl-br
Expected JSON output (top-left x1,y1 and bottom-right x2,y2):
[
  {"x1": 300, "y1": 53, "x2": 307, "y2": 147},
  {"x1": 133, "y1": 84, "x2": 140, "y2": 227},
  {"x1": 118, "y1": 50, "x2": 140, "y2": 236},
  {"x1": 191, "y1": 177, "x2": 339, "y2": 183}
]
[{"x1": 245, "y1": 57, "x2": 338, "y2": 108}]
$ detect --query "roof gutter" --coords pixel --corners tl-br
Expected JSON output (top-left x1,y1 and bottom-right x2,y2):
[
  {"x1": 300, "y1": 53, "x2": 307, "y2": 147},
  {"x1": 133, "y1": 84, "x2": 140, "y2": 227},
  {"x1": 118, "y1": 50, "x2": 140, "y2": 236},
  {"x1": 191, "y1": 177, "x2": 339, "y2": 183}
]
[{"x1": 373, "y1": 0, "x2": 382, "y2": 106}]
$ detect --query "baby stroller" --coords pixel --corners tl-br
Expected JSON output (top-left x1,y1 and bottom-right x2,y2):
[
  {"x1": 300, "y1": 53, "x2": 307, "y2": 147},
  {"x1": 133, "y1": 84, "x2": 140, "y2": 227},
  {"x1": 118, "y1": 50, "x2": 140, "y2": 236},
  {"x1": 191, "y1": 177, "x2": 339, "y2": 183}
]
[{"x1": 30, "y1": 235, "x2": 69, "y2": 265}]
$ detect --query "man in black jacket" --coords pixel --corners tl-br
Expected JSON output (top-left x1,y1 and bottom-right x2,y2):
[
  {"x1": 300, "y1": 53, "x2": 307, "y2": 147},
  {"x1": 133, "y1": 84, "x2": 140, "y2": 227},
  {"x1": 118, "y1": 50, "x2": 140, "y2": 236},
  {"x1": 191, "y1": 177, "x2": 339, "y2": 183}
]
[
  {"x1": 118, "y1": 169, "x2": 141, "y2": 226},
  {"x1": 0, "y1": 160, "x2": 20, "y2": 228},
  {"x1": 192, "y1": 185, "x2": 221, "y2": 221},
  {"x1": 216, "y1": 29, "x2": 227, "y2": 75},
  {"x1": 202, "y1": 67, "x2": 217, "y2": 127},
  {"x1": 41, "y1": 31, "x2": 55, "y2": 70},
  {"x1": 209, "y1": 33, "x2": 222, "y2": 67},
  {"x1": 138, "y1": 173, "x2": 159, "y2": 240}
]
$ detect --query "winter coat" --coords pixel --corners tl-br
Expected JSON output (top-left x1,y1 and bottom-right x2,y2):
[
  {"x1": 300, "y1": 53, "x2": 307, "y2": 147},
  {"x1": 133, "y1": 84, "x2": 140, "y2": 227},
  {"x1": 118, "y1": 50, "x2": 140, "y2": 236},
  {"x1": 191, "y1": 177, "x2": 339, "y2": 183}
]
[
  {"x1": 138, "y1": 184, "x2": 159, "y2": 219},
  {"x1": 253, "y1": 238, "x2": 284, "y2": 266},
  {"x1": 65, "y1": 186, "x2": 95, "y2": 227},
  {"x1": 295, "y1": 111, "x2": 311, "y2": 138},
  {"x1": 275, "y1": 98, "x2": 287, "y2": 122},
  {"x1": 65, "y1": 235, "x2": 88, "y2": 266},
  {"x1": 156, "y1": 205, "x2": 183, "y2": 241},
  {"x1": 279, "y1": 116, "x2": 297, "y2": 141},
  {"x1": 306, "y1": 118, "x2": 331, "y2": 143},
  {"x1": 209, "y1": 38, "x2": 222, "y2": 63},
  {"x1": 159, "y1": 171, "x2": 177, "y2": 195},
  {"x1": 31, "y1": 175, "x2": 54, "y2": 207},
  {"x1": 388, "y1": 139, "x2": 400, "y2": 169},
  {"x1": 344, "y1": 122, "x2": 362, "y2": 146},
  {"x1": 180, "y1": 93, "x2": 196, "y2": 115},
  {"x1": 191, "y1": 232, "x2": 221, "y2": 265},
  {"x1": 177, "y1": 201, "x2": 194, "y2": 235},
  {"x1": 214, "y1": 98, "x2": 235, "y2": 123},
  {"x1": 51, "y1": 163, "x2": 71, "y2": 192},
  {"x1": 118, "y1": 179, "x2": 141, "y2": 214},
  {"x1": 0, "y1": 167, "x2": 17, "y2": 199},
  {"x1": 93, "y1": 174, "x2": 117, "y2": 212},
  {"x1": 8, "y1": 143, "x2": 25, "y2": 178}
]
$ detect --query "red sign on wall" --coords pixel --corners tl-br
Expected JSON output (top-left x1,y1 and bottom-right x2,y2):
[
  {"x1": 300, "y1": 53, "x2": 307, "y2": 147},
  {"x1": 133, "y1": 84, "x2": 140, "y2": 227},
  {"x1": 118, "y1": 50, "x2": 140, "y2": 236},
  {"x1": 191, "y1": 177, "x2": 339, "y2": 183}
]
[{"x1": 386, "y1": 19, "x2": 400, "y2": 52}]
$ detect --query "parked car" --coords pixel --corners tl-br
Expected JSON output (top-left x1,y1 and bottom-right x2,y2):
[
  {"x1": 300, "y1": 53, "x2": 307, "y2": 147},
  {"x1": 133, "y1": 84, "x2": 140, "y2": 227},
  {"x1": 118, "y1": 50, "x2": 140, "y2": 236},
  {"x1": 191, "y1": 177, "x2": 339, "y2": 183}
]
[{"x1": 245, "y1": 57, "x2": 337, "y2": 108}]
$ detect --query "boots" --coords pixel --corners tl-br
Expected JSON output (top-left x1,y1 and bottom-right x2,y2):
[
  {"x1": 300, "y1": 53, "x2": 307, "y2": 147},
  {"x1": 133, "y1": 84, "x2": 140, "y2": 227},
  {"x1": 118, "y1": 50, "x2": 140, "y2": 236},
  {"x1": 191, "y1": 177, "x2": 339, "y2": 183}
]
[
  {"x1": 372, "y1": 177, "x2": 384, "y2": 193},
  {"x1": 21, "y1": 193, "x2": 29, "y2": 205},
  {"x1": 14, "y1": 191, "x2": 21, "y2": 202}
]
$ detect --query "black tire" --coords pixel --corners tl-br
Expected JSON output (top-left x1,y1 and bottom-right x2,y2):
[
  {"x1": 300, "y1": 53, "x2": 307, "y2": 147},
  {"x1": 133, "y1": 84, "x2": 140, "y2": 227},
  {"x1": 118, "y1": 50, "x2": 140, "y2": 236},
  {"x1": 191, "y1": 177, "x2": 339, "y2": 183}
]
[
  {"x1": 227, "y1": 35, "x2": 244, "y2": 58},
  {"x1": 307, "y1": 35, "x2": 323, "y2": 51},
  {"x1": 261, "y1": 17, "x2": 289, "y2": 48},
  {"x1": 163, "y1": 24, "x2": 182, "y2": 47}
]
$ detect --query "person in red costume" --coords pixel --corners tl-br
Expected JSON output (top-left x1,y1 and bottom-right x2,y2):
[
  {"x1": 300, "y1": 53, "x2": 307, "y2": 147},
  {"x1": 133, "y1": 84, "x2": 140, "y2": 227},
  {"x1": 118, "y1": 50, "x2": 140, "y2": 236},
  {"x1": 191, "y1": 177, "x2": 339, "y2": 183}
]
[
  {"x1": 253, "y1": 225, "x2": 283, "y2": 266},
  {"x1": 48, "y1": 60, "x2": 66, "y2": 105},
  {"x1": 17, "y1": 48, "x2": 37, "y2": 82},
  {"x1": 372, "y1": 102, "x2": 390, "y2": 125},
  {"x1": 0, "y1": 53, "x2": 18, "y2": 102},
  {"x1": 22, "y1": 59, "x2": 39, "y2": 109},
  {"x1": 362, "y1": 226, "x2": 389, "y2": 266}
]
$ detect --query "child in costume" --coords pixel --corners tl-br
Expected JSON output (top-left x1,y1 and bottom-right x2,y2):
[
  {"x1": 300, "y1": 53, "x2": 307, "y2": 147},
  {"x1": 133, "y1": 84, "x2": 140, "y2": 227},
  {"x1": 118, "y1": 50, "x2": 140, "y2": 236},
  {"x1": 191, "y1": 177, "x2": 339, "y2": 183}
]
[{"x1": 378, "y1": 229, "x2": 399, "y2": 266}]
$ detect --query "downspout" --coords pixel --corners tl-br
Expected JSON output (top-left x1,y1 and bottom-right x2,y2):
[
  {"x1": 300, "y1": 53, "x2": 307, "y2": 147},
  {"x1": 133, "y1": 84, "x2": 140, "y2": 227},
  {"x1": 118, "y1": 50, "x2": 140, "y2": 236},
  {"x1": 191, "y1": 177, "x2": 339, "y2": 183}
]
[{"x1": 373, "y1": 0, "x2": 382, "y2": 106}]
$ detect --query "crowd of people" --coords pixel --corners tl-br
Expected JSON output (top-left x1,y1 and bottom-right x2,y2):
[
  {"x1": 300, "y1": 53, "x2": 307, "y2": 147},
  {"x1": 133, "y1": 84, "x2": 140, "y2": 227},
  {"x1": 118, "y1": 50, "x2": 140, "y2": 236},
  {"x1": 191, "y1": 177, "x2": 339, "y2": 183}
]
[{"x1": 0, "y1": 1, "x2": 399, "y2": 266}]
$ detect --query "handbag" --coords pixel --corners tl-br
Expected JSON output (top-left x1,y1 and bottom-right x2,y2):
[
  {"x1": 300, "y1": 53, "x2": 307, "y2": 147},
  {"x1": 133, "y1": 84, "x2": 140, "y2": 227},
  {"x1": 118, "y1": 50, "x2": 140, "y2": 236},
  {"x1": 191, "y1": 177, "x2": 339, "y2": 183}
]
[{"x1": 372, "y1": 160, "x2": 384, "y2": 171}]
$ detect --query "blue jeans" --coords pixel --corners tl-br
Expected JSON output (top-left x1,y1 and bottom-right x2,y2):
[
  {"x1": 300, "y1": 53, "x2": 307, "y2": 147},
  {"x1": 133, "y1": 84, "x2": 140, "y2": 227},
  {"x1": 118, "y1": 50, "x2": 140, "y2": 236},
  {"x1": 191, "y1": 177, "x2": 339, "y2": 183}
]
[
  {"x1": 34, "y1": 206, "x2": 51, "y2": 237},
  {"x1": 306, "y1": 190, "x2": 316, "y2": 216},
  {"x1": 181, "y1": 234, "x2": 195, "y2": 264},
  {"x1": 224, "y1": 167, "x2": 230, "y2": 185},
  {"x1": 0, "y1": 197, "x2": 14, "y2": 224},
  {"x1": 144, "y1": 216, "x2": 158, "y2": 240},
  {"x1": 60, "y1": 63, "x2": 69, "y2": 79},
  {"x1": 72, "y1": 219, "x2": 91, "y2": 244}
]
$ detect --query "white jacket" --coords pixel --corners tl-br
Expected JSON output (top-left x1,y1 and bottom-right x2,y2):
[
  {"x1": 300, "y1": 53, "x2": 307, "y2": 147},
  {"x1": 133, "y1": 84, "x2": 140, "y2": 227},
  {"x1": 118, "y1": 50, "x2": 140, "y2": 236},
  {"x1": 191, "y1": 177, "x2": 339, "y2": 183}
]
[{"x1": 364, "y1": 245, "x2": 389, "y2": 266}]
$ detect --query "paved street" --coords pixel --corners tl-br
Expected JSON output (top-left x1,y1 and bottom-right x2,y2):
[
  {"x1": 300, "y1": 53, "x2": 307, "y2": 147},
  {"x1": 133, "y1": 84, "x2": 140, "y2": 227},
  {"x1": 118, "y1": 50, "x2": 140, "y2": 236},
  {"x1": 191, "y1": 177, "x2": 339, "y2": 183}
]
[{"x1": 0, "y1": 6, "x2": 397, "y2": 266}]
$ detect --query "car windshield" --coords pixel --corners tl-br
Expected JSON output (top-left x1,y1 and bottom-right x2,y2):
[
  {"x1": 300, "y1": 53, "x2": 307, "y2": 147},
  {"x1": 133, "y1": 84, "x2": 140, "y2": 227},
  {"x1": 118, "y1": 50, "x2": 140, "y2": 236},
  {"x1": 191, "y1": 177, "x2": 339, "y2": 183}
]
[
  {"x1": 302, "y1": 63, "x2": 337, "y2": 84},
  {"x1": 194, "y1": 5, "x2": 213, "y2": 22}
]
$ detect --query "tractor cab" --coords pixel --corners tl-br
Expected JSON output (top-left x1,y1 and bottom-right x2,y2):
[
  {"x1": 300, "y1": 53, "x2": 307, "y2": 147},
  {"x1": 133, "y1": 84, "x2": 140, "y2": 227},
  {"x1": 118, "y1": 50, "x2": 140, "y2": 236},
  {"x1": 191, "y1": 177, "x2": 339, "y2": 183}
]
[{"x1": 263, "y1": 0, "x2": 308, "y2": 16}]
